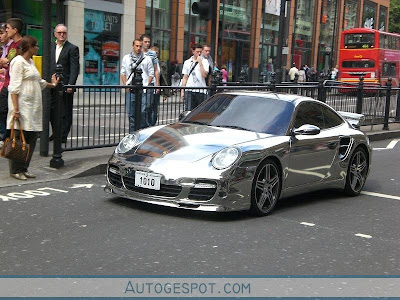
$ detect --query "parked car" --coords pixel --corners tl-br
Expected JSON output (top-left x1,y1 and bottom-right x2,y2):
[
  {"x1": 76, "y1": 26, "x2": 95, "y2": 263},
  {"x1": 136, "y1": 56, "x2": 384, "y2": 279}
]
[{"x1": 104, "y1": 91, "x2": 371, "y2": 216}]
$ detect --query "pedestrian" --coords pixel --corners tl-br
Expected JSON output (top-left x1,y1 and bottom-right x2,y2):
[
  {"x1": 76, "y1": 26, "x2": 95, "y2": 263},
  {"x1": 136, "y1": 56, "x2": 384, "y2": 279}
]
[
  {"x1": 303, "y1": 64, "x2": 310, "y2": 81},
  {"x1": 139, "y1": 34, "x2": 160, "y2": 128},
  {"x1": 120, "y1": 39, "x2": 154, "y2": 133},
  {"x1": 288, "y1": 63, "x2": 299, "y2": 82},
  {"x1": 220, "y1": 64, "x2": 228, "y2": 83},
  {"x1": 169, "y1": 60, "x2": 180, "y2": 87},
  {"x1": 298, "y1": 65, "x2": 306, "y2": 83},
  {"x1": 0, "y1": 18, "x2": 23, "y2": 150},
  {"x1": 180, "y1": 44, "x2": 209, "y2": 110},
  {"x1": 0, "y1": 23, "x2": 13, "y2": 149},
  {"x1": 49, "y1": 24, "x2": 80, "y2": 143},
  {"x1": 150, "y1": 45, "x2": 161, "y2": 126},
  {"x1": 331, "y1": 65, "x2": 339, "y2": 80},
  {"x1": 7, "y1": 35, "x2": 59, "y2": 180},
  {"x1": 307, "y1": 66, "x2": 318, "y2": 82},
  {"x1": 202, "y1": 44, "x2": 214, "y2": 86}
]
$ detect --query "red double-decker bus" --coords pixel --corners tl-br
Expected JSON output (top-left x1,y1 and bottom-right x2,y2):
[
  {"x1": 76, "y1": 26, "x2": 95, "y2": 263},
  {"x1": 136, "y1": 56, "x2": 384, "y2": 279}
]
[{"x1": 338, "y1": 28, "x2": 400, "y2": 87}]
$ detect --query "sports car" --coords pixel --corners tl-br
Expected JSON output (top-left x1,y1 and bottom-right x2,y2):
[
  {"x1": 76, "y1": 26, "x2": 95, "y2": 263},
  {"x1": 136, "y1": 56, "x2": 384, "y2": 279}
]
[{"x1": 104, "y1": 91, "x2": 371, "y2": 216}]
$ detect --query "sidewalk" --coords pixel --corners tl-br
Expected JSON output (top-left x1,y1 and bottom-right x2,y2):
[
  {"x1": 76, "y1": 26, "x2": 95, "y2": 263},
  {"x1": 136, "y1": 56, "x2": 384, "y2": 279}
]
[{"x1": 1, "y1": 123, "x2": 400, "y2": 188}]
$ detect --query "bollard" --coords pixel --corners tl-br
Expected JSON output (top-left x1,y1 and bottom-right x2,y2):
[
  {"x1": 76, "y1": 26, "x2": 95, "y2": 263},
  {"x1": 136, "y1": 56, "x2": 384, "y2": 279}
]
[
  {"x1": 270, "y1": 72, "x2": 277, "y2": 92},
  {"x1": 259, "y1": 72, "x2": 265, "y2": 84},
  {"x1": 317, "y1": 76, "x2": 326, "y2": 102},
  {"x1": 356, "y1": 76, "x2": 364, "y2": 114},
  {"x1": 50, "y1": 64, "x2": 64, "y2": 169},
  {"x1": 133, "y1": 68, "x2": 143, "y2": 131},
  {"x1": 210, "y1": 70, "x2": 218, "y2": 96},
  {"x1": 383, "y1": 77, "x2": 392, "y2": 130}
]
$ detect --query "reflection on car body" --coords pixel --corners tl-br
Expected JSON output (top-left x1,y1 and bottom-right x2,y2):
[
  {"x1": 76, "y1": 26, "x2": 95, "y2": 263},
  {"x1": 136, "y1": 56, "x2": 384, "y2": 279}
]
[{"x1": 105, "y1": 91, "x2": 371, "y2": 216}]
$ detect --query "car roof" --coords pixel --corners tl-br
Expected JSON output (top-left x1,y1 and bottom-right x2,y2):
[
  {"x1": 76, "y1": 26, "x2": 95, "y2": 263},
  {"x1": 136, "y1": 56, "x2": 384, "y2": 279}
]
[{"x1": 223, "y1": 90, "x2": 316, "y2": 105}]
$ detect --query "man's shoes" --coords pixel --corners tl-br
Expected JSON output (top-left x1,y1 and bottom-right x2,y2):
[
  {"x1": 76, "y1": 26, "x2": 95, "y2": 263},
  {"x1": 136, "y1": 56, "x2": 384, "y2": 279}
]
[
  {"x1": 10, "y1": 173, "x2": 27, "y2": 180},
  {"x1": 23, "y1": 172, "x2": 36, "y2": 178},
  {"x1": 49, "y1": 135, "x2": 54, "y2": 141}
]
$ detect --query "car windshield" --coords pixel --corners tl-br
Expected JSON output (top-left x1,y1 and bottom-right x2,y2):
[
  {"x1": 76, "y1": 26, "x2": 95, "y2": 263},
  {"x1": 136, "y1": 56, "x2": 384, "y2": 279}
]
[{"x1": 181, "y1": 94, "x2": 294, "y2": 135}]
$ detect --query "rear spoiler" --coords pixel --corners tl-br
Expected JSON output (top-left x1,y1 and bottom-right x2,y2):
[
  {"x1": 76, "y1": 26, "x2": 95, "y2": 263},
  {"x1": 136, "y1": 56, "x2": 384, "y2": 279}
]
[{"x1": 337, "y1": 111, "x2": 364, "y2": 128}]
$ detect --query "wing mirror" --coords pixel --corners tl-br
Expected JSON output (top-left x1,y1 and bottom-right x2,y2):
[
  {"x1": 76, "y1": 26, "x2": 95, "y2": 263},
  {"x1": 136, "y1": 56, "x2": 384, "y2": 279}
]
[
  {"x1": 292, "y1": 124, "x2": 321, "y2": 135},
  {"x1": 179, "y1": 110, "x2": 191, "y2": 121}
]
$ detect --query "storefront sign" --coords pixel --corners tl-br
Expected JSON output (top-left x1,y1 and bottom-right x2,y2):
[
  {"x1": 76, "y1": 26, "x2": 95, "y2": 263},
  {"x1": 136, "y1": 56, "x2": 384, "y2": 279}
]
[{"x1": 83, "y1": 9, "x2": 121, "y2": 85}]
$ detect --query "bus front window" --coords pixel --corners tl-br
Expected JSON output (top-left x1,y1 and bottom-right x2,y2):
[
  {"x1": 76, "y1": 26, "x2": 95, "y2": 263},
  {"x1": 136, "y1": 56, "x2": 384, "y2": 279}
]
[
  {"x1": 342, "y1": 60, "x2": 375, "y2": 68},
  {"x1": 344, "y1": 33, "x2": 375, "y2": 49}
]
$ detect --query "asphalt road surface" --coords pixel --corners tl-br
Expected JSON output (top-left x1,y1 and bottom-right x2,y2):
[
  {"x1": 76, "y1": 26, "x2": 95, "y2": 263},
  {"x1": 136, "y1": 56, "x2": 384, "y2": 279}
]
[{"x1": 0, "y1": 139, "x2": 399, "y2": 275}]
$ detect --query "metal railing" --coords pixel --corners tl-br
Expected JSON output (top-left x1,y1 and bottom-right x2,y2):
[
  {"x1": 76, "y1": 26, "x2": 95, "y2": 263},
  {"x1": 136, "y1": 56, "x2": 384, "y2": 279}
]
[{"x1": 49, "y1": 68, "x2": 400, "y2": 168}]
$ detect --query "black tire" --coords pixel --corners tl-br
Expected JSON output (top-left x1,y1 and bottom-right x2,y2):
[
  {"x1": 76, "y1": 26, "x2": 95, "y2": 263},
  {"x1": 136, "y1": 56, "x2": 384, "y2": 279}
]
[
  {"x1": 344, "y1": 147, "x2": 368, "y2": 196},
  {"x1": 250, "y1": 159, "x2": 281, "y2": 216}
]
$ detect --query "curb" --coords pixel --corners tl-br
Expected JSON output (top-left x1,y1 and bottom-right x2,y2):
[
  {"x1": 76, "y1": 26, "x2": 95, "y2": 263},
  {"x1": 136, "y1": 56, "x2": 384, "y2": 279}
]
[
  {"x1": 72, "y1": 164, "x2": 107, "y2": 178},
  {"x1": 365, "y1": 130, "x2": 400, "y2": 141}
]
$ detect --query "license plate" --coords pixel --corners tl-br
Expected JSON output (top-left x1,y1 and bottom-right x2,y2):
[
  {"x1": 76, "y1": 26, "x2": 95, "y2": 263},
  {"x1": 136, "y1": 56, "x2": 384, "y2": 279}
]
[{"x1": 134, "y1": 171, "x2": 161, "y2": 190}]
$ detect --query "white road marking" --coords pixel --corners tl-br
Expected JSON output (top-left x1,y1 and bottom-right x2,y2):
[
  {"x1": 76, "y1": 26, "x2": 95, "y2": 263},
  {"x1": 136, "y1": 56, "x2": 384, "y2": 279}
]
[
  {"x1": 361, "y1": 191, "x2": 400, "y2": 201},
  {"x1": 373, "y1": 139, "x2": 399, "y2": 150},
  {"x1": 300, "y1": 222, "x2": 315, "y2": 227},
  {"x1": 387, "y1": 139, "x2": 399, "y2": 149},
  {"x1": 355, "y1": 233, "x2": 372, "y2": 239},
  {"x1": 70, "y1": 184, "x2": 94, "y2": 189}
]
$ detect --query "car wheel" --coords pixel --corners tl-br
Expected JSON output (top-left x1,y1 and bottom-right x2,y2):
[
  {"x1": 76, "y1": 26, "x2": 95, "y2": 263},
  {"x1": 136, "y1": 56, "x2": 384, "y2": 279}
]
[
  {"x1": 344, "y1": 147, "x2": 368, "y2": 196},
  {"x1": 250, "y1": 159, "x2": 281, "y2": 216}
]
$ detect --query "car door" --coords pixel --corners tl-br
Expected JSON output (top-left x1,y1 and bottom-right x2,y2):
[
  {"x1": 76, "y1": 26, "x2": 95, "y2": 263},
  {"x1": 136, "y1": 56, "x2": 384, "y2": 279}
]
[{"x1": 286, "y1": 102, "x2": 340, "y2": 188}]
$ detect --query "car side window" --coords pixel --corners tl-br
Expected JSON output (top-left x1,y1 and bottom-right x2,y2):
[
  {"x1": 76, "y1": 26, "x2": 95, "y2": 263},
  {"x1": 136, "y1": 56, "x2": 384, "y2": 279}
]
[
  {"x1": 321, "y1": 105, "x2": 343, "y2": 129},
  {"x1": 293, "y1": 102, "x2": 324, "y2": 129}
]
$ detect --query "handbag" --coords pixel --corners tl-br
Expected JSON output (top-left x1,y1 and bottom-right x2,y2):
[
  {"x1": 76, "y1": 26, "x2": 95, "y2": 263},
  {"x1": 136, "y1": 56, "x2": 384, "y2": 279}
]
[{"x1": 0, "y1": 119, "x2": 30, "y2": 162}]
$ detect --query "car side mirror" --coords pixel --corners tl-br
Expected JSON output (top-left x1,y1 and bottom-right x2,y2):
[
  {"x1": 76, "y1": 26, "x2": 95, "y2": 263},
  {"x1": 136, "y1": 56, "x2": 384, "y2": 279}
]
[
  {"x1": 292, "y1": 124, "x2": 321, "y2": 135},
  {"x1": 179, "y1": 110, "x2": 191, "y2": 121}
]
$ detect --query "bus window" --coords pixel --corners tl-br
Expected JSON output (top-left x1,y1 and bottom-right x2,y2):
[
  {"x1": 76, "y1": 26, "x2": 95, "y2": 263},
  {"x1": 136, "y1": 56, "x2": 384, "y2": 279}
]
[
  {"x1": 382, "y1": 62, "x2": 397, "y2": 77},
  {"x1": 345, "y1": 33, "x2": 375, "y2": 49},
  {"x1": 342, "y1": 60, "x2": 375, "y2": 68}
]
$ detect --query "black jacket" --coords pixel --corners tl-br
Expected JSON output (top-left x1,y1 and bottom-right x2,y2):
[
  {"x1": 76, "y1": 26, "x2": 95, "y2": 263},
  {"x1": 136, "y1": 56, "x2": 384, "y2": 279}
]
[{"x1": 51, "y1": 40, "x2": 80, "y2": 85}]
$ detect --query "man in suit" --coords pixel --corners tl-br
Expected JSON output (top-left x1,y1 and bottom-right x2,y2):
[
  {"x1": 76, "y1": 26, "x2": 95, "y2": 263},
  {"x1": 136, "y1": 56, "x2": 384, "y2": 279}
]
[{"x1": 50, "y1": 24, "x2": 80, "y2": 143}]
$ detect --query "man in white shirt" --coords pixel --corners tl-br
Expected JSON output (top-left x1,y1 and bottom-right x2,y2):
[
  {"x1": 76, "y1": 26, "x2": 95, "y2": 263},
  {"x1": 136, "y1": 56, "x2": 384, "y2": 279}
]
[
  {"x1": 121, "y1": 39, "x2": 154, "y2": 132},
  {"x1": 180, "y1": 44, "x2": 209, "y2": 110},
  {"x1": 288, "y1": 63, "x2": 299, "y2": 82}
]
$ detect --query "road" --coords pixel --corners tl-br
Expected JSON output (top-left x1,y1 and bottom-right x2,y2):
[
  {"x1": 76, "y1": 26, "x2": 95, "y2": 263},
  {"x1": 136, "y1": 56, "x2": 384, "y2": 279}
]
[{"x1": 0, "y1": 139, "x2": 399, "y2": 275}]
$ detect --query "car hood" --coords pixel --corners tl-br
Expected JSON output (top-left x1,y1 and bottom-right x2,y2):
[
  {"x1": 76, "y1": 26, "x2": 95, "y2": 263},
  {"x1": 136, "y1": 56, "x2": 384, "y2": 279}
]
[{"x1": 131, "y1": 123, "x2": 272, "y2": 162}]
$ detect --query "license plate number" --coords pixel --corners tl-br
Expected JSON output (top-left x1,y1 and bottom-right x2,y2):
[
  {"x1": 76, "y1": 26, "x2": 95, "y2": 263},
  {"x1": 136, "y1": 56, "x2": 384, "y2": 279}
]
[{"x1": 135, "y1": 171, "x2": 161, "y2": 190}]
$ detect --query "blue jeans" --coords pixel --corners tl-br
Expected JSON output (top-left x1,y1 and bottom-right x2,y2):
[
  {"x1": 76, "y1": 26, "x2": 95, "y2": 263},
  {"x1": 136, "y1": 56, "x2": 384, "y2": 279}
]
[
  {"x1": 149, "y1": 92, "x2": 160, "y2": 126},
  {"x1": 125, "y1": 91, "x2": 152, "y2": 133}
]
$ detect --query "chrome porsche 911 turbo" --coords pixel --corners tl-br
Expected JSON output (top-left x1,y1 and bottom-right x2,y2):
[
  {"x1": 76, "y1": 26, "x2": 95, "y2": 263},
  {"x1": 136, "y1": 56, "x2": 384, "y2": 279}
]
[{"x1": 104, "y1": 91, "x2": 371, "y2": 216}]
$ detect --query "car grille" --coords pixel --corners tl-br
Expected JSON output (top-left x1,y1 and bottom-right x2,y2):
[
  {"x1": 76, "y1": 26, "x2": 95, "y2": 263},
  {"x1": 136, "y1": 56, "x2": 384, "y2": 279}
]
[
  {"x1": 122, "y1": 175, "x2": 182, "y2": 197},
  {"x1": 188, "y1": 186, "x2": 217, "y2": 201},
  {"x1": 108, "y1": 166, "x2": 123, "y2": 188}
]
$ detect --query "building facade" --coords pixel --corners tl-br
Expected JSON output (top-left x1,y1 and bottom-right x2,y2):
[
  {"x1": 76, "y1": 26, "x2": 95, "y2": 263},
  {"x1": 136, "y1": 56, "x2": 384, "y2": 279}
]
[{"x1": 0, "y1": 0, "x2": 391, "y2": 84}]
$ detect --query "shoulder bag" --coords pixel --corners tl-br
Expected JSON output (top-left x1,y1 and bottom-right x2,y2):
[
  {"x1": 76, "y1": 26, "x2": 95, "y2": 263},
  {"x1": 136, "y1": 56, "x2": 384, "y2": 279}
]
[{"x1": 0, "y1": 119, "x2": 30, "y2": 162}]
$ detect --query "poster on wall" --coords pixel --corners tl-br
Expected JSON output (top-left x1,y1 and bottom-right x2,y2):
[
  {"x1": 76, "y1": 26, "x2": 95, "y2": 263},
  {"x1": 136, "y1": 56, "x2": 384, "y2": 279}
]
[
  {"x1": 265, "y1": 0, "x2": 280, "y2": 16},
  {"x1": 83, "y1": 9, "x2": 121, "y2": 85}
]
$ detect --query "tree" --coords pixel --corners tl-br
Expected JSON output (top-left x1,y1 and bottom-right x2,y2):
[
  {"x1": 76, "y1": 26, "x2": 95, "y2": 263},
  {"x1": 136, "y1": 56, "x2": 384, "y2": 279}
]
[{"x1": 389, "y1": 0, "x2": 400, "y2": 33}]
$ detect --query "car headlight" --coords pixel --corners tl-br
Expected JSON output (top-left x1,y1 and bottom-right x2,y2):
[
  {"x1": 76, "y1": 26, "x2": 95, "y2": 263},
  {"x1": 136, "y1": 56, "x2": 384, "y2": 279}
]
[
  {"x1": 116, "y1": 134, "x2": 139, "y2": 154},
  {"x1": 212, "y1": 147, "x2": 241, "y2": 170}
]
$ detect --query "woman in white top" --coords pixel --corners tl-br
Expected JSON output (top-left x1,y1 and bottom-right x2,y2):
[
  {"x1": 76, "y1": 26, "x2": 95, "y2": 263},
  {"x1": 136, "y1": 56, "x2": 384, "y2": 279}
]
[
  {"x1": 298, "y1": 66, "x2": 306, "y2": 83},
  {"x1": 7, "y1": 35, "x2": 58, "y2": 180}
]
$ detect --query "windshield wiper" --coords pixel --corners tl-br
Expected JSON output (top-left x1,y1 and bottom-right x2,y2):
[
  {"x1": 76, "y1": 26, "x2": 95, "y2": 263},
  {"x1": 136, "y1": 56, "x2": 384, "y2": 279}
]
[{"x1": 214, "y1": 125, "x2": 252, "y2": 131}]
